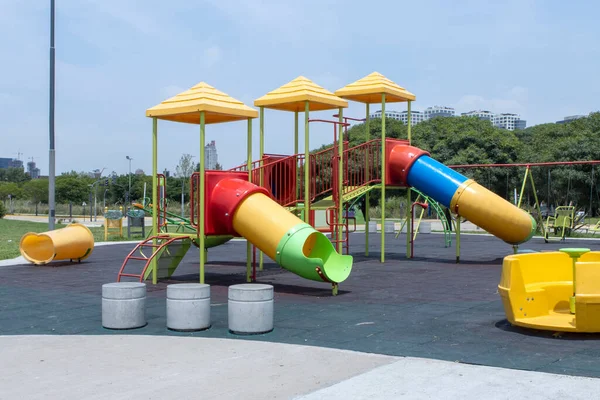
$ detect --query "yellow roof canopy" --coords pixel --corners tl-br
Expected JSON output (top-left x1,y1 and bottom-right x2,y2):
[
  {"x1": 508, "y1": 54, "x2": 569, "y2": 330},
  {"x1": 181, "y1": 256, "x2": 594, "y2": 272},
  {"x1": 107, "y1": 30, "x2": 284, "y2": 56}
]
[
  {"x1": 146, "y1": 82, "x2": 258, "y2": 124},
  {"x1": 335, "y1": 72, "x2": 415, "y2": 104},
  {"x1": 254, "y1": 76, "x2": 348, "y2": 112}
]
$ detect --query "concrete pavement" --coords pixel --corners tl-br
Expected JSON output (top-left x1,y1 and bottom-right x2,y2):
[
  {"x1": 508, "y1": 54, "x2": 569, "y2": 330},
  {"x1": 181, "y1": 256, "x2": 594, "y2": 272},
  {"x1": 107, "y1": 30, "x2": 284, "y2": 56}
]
[{"x1": 1, "y1": 335, "x2": 598, "y2": 400}]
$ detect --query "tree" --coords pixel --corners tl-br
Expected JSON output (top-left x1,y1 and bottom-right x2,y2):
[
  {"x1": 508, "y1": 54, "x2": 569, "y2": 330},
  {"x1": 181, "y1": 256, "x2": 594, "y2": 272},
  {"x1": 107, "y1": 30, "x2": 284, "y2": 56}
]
[
  {"x1": 0, "y1": 182, "x2": 22, "y2": 200},
  {"x1": 22, "y1": 179, "x2": 49, "y2": 204},
  {"x1": 214, "y1": 162, "x2": 223, "y2": 170},
  {"x1": 176, "y1": 154, "x2": 195, "y2": 205},
  {"x1": 55, "y1": 175, "x2": 90, "y2": 203},
  {"x1": 0, "y1": 167, "x2": 31, "y2": 183}
]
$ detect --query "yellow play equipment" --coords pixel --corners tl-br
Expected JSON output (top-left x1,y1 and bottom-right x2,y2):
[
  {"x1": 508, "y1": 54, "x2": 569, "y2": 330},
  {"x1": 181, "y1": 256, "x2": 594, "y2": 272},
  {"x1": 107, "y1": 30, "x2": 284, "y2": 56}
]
[
  {"x1": 104, "y1": 207, "x2": 124, "y2": 240},
  {"x1": 19, "y1": 223, "x2": 95, "y2": 265},
  {"x1": 499, "y1": 248, "x2": 600, "y2": 332}
]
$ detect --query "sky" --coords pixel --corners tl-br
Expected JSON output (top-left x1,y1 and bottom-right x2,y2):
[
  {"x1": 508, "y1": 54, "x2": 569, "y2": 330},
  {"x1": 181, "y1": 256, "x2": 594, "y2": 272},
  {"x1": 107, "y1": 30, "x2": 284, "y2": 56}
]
[{"x1": 1, "y1": 0, "x2": 599, "y2": 177}]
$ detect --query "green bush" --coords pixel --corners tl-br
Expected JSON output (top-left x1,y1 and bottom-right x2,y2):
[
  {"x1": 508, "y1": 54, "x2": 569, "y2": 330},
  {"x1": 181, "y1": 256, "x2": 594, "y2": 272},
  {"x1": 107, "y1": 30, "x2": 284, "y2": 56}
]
[{"x1": 0, "y1": 201, "x2": 6, "y2": 218}]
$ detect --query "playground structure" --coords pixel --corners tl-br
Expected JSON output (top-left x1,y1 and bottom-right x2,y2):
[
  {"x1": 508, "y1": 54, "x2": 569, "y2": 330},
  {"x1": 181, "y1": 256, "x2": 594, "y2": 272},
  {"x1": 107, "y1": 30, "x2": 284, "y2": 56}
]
[
  {"x1": 115, "y1": 72, "x2": 545, "y2": 293},
  {"x1": 450, "y1": 160, "x2": 600, "y2": 244},
  {"x1": 19, "y1": 223, "x2": 95, "y2": 265},
  {"x1": 117, "y1": 81, "x2": 354, "y2": 293},
  {"x1": 499, "y1": 248, "x2": 600, "y2": 333}
]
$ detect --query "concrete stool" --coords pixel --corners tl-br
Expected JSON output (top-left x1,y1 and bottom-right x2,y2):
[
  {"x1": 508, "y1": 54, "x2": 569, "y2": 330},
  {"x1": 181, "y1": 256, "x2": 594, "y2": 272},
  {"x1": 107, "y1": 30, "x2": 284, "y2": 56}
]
[
  {"x1": 102, "y1": 282, "x2": 147, "y2": 330},
  {"x1": 228, "y1": 284, "x2": 274, "y2": 335},
  {"x1": 420, "y1": 222, "x2": 432, "y2": 234},
  {"x1": 166, "y1": 283, "x2": 211, "y2": 332},
  {"x1": 384, "y1": 221, "x2": 395, "y2": 233},
  {"x1": 368, "y1": 221, "x2": 378, "y2": 232}
]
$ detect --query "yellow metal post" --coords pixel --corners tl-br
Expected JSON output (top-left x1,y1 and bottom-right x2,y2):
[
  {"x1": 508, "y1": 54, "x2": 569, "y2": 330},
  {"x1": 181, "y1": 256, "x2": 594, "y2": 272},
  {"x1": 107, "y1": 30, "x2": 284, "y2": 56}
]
[
  {"x1": 365, "y1": 103, "x2": 370, "y2": 256},
  {"x1": 337, "y1": 107, "x2": 344, "y2": 253},
  {"x1": 381, "y1": 94, "x2": 386, "y2": 263},
  {"x1": 199, "y1": 112, "x2": 206, "y2": 284},
  {"x1": 304, "y1": 101, "x2": 310, "y2": 223},
  {"x1": 246, "y1": 117, "x2": 253, "y2": 282},
  {"x1": 151, "y1": 117, "x2": 158, "y2": 284}
]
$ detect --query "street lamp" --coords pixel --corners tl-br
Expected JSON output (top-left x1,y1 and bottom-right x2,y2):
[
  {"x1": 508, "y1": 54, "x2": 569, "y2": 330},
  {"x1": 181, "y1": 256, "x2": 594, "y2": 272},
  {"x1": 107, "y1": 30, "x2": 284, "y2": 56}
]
[{"x1": 126, "y1": 156, "x2": 133, "y2": 199}]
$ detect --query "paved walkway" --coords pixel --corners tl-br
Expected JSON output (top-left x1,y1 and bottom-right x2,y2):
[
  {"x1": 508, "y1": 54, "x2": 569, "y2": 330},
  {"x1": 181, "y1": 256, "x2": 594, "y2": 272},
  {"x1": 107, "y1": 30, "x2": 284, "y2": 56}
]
[{"x1": 1, "y1": 335, "x2": 597, "y2": 399}]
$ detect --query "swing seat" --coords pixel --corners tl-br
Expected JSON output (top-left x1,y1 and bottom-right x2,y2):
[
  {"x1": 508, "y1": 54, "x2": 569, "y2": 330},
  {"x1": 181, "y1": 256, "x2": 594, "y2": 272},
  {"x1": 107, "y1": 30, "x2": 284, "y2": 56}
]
[{"x1": 544, "y1": 206, "x2": 575, "y2": 242}]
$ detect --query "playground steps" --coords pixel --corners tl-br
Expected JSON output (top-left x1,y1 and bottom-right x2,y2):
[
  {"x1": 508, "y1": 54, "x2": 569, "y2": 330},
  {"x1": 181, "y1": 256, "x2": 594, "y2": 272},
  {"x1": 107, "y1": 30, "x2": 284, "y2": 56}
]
[{"x1": 117, "y1": 236, "x2": 192, "y2": 282}]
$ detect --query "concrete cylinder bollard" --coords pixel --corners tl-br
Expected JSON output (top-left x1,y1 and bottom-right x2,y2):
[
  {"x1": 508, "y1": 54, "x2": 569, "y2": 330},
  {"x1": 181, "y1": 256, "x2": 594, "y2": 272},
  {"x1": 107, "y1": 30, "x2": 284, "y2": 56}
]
[
  {"x1": 368, "y1": 221, "x2": 378, "y2": 232},
  {"x1": 228, "y1": 284, "x2": 274, "y2": 335},
  {"x1": 420, "y1": 222, "x2": 432, "y2": 234},
  {"x1": 166, "y1": 283, "x2": 211, "y2": 331},
  {"x1": 384, "y1": 221, "x2": 395, "y2": 233},
  {"x1": 102, "y1": 282, "x2": 147, "y2": 330}
]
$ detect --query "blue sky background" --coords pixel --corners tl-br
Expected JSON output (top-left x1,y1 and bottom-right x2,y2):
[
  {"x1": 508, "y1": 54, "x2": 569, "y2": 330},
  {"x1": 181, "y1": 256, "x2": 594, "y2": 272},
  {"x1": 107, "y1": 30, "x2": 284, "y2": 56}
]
[{"x1": 1, "y1": 0, "x2": 599, "y2": 176}]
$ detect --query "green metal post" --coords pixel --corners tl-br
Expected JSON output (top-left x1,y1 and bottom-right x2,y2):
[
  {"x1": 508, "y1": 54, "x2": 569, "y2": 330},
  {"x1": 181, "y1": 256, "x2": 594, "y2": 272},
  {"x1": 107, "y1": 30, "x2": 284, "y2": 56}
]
[
  {"x1": 151, "y1": 117, "x2": 158, "y2": 284},
  {"x1": 457, "y1": 217, "x2": 461, "y2": 261},
  {"x1": 199, "y1": 112, "x2": 206, "y2": 284},
  {"x1": 529, "y1": 170, "x2": 545, "y2": 236},
  {"x1": 517, "y1": 167, "x2": 529, "y2": 208},
  {"x1": 406, "y1": 100, "x2": 412, "y2": 258},
  {"x1": 294, "y1": 111, "x2": 299, "y2": 157},
  {"x1": 337, "y1": 107, "x2": 344, "y2": 253},
  {"x1": 259, "y1": 107, "x2": 265, "y2": 271},
  {"x1": 304, "y1": 101, "x2": 310, "y2": 223},
  {"x1": 246, "y1": 117, "x2": 253, "y2": 282},
  {"x1": 365, "y1": 103, "x2": 370, "y2": 256},
  {"x1": 380, "y1": 94, "x2": 386, "y2": 263}
]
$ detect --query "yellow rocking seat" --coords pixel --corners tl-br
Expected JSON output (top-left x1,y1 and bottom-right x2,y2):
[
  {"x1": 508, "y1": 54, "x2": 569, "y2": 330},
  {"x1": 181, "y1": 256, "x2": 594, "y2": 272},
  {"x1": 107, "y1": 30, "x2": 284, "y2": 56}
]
[{"x1": 499, "y1": 249, "x2": 600, "y2": 332}]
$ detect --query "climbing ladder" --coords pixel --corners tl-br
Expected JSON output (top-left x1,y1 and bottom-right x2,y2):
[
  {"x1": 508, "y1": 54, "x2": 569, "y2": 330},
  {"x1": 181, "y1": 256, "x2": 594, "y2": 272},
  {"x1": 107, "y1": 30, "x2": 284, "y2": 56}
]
[
  {"x1": 117, "y1": 235, "x2": 192, "y2": 282},
  {"x1": 396, "y1": 188, "x2": 453, "y2": 248}
]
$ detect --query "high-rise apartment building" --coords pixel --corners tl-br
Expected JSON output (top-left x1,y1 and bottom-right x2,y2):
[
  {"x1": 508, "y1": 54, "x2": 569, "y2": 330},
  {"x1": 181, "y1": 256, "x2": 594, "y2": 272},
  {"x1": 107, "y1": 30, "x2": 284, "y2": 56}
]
[
  {"x1": 424, "y1": 106, "x2": 455, "y2": 119},
  {"x1": 205, "y1": 140, "x2": 218, "y2": 170}
]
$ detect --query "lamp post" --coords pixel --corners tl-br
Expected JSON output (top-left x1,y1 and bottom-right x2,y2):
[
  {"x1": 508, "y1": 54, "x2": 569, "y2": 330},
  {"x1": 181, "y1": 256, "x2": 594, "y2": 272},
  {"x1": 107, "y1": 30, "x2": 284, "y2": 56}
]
[
  {"x1": 48, "y1": 0, "x2": 56, "y2": 230},
  {"x1": 126, "y1": 156, "x2": 133, "y2": 198}
]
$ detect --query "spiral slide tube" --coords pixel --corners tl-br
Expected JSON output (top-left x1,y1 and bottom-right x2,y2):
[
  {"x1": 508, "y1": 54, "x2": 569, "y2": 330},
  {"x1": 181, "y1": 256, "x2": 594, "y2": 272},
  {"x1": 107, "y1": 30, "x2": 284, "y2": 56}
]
[{"x1": 388, "y1": 145, "x2": 536, "y2": 245}]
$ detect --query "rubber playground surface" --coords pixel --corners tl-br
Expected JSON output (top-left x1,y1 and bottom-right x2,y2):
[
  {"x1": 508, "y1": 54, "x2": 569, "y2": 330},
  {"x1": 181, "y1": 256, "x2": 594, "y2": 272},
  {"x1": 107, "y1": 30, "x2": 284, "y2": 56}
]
[{"x1": 2, "y1": 232, "x2": 600, "y2": 382}]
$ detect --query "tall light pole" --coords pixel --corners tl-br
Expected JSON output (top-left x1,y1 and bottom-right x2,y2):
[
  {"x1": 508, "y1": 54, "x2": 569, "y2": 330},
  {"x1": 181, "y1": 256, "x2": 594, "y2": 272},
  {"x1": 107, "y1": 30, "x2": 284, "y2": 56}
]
[
  {"x1": 48, "y1": 0, "x2": 56, "y2": 230},
  {"x1": 126, "y1": 156, "x2": 133, "y2": 201}
]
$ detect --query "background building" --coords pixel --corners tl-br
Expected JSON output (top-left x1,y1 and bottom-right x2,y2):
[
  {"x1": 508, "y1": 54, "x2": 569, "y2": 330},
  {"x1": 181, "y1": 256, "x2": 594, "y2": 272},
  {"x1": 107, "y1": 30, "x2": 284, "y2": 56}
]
[
  {"x1": 0, "y1": 158, "x2": 24, "y2": 169},
  {"x1": 26, "y1": 160, "x2": 40, "y2": 179},
  {"x1": 205, "y1": 140, "x2": 219, "y2": 170},
  {"x1": 424, "y1": 106, "x2": 455, "y2": 119},
  {"x1": 369, "y1": 107, "x2": 527, "y2": 131},
  {"x1": 556, "y1": 115, "x2": 587, "y2": 124},
  {"x1": 461, "y1": 110, "x2": 496, "y2": 121}
]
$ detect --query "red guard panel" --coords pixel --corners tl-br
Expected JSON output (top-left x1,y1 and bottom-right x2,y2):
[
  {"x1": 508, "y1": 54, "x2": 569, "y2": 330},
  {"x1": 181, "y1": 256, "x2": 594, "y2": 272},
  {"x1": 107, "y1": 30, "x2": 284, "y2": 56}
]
[
  {"x1": 192, "y1": 170, "x2": 251, "y2": 236},
  {"x1": 384, "y1": 138, "x2": 412, "y2": 186}
]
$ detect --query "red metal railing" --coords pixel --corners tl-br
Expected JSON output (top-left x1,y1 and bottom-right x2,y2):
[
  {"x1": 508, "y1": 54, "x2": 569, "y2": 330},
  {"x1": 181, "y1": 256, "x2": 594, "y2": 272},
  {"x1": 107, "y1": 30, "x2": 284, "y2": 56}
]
[{"x1": 341, "y1": 139, "x2": 382, "y2": 199}]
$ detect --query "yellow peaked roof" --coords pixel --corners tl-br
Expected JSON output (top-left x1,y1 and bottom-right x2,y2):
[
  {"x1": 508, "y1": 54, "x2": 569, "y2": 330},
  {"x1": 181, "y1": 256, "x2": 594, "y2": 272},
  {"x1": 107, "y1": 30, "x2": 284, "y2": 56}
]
[
  {"x1": 335, "y1": 72, "x2": 415, "y2": 103},
  {"x1": 146, "y1": 82, "x2": 258, "y2": 124},
  {"x1": 254, "y1": 76, "x2": 348, "y2": 112}
]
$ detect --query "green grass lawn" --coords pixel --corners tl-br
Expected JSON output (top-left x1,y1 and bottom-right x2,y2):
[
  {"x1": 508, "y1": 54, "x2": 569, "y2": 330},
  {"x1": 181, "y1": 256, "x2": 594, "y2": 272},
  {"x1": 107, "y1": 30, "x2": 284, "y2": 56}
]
[{"x1": 0, "y1": 219, "x2": 141, "y2": 261}]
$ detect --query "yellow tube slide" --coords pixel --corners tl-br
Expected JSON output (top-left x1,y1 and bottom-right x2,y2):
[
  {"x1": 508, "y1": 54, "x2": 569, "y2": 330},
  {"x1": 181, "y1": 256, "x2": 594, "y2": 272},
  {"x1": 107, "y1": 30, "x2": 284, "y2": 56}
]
[
  {"x1": 450, "y1": 180, "x2": 536, "y2": 245},
  {"x1": 20, "y1": 223, "x2": 95, "y2": 265},
  {"x1": 230, "y1": 191, "x2": 352, "y2": 283}
]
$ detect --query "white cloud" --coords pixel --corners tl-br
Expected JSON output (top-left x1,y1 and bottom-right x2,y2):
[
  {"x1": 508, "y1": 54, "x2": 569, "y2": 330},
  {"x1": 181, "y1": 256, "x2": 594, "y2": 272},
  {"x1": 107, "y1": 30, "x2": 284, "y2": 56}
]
[
  {"x1": 455, "y1": 86, "x2": 529, "y2": 115},
  {"x1": 203, "y1": 45, "x2": 223, "y2": 68}
]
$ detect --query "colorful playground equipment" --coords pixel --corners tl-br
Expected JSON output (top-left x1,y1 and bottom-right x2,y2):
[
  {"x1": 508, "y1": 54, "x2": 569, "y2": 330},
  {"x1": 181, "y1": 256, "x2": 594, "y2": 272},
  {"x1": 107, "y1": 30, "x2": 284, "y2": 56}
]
[
  {"x1": 118, "y1": 81, "x2": 354, "y2": 293},
  {"x1": 20, "y1": 223, "x2": 95, "y2": 265},
  {"x1": 118, "y1": 71, "x2": 545, "y2": 292},
  {"x1": 499, "y1": 248, "x2": 600, "y2": 332},
  {"x1": 387, "y1": 145, "x2": 537, "y2": 245},
  {"x1": 103, "y1": 207, "x2": 124, "y2": 241}
]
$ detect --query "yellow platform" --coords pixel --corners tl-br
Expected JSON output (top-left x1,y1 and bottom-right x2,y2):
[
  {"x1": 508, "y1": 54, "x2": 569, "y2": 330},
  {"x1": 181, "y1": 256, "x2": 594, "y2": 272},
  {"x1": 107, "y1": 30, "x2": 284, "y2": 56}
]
[{"x1": 499, "y1": 250, "x2": 600, "y2": 332}]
